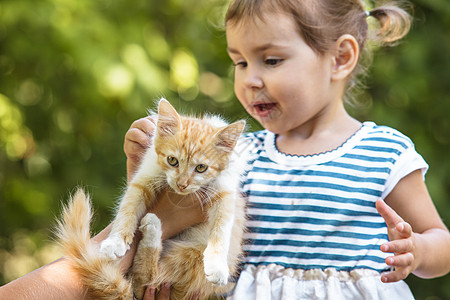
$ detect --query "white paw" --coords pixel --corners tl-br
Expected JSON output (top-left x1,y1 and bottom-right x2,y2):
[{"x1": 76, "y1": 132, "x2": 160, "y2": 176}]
[
  {"x1": 99, "y1": 234, "x2": 129, "y2": 259},
  {"x1": 139, "y1": 213, "x2": 161, "y2": 234},
  {"x1": 203, "y1": 247, "x2": 229, "y2": 286},
  {"x1": 139, "y1": 213, "x2": 162, "y2": 248}
]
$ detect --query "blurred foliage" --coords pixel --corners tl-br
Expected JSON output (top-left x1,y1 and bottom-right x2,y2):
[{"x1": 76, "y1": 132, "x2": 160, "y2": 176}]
[{"x1": 0, "y1": 0, "x2": 448, "y2": 298}]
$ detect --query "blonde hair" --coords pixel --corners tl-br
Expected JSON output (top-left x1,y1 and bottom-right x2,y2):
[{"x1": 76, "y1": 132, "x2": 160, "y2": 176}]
[{"x1": 225, "y1": 0, "x2": 412, "y2": 103}]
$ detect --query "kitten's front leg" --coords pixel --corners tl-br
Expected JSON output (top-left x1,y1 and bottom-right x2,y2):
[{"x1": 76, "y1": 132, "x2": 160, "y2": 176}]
[
  {"x1": 100, "y1": 183, "x2": 153, "y2": 259},
  {"x1": 131, "y1": 213, "x2": 162, "y2": 300},
  {"x1": 203, "y1": 192, "x2": 236, "y2": 286}
]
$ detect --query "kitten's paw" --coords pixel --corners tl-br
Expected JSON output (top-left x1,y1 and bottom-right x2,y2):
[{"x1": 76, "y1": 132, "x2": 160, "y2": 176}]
[
  {"x1": 99, "y1": 234, "x2": 129, "y2": 259},
  {"x1": 203, "y1": 247, "x2": 229, "y2": 286},
  {"x1": 139, "y1": 213, "x2": 162, "y2": 248}
]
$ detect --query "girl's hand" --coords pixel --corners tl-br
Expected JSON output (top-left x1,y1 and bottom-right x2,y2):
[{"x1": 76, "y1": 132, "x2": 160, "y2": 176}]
[
  {"x1": 124, "y1": 115, "x2": 157, "y2": 181},
  {"x1": 376, "y1": 199, "x2": 417, "y2": 283}
]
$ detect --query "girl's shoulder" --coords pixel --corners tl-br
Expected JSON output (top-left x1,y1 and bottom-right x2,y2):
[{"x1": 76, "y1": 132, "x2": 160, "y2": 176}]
[
  {"x1": 242, "y1": 123, "x2": 416, "y2": 149},
  {"x1": 243, "y1": 129, "x2": 267, "y2": 141},
  {"x1": 362, "y1": 121, "x2": 416, "y2": 150},
  {"x1": 362, "y1": 122, "x2": 428, "y2": 199},
  {"x1": 239, "y1": 129, "x2": 268, "y2": 150}
]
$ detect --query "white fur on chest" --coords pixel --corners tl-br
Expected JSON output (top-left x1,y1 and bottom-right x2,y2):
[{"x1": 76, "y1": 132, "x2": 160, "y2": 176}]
[{"x1": 133, "y1": 146, "x2": 163, "y2": 181}]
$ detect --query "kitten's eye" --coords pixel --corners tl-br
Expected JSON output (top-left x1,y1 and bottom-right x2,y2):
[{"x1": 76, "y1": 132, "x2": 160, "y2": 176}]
[
  {"x1": 195, "y1": 164, "x2": 208, "y2": 173},
  {"x1": 167, "y1": 156, "x2": 179, "y2": 167}
]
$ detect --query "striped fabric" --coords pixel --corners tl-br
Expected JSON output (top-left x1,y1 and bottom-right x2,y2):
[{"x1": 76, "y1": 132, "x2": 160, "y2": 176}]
[{"x1": 239, "y1": 122, "x2": 427, "y2": 273}]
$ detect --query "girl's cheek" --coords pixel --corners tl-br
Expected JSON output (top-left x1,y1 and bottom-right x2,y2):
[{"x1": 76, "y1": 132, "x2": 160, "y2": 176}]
[{"x1": 234, "y1": 84, "x2": 244, "y2": 102}]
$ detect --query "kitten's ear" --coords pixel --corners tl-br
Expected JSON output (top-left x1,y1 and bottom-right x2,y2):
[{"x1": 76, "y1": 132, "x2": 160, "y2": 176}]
[
  {"x1": 215, "y1": 120, "x2": 246, "y2": 153},
  {"x1": 157, "y1": 98, "x2": 181, "y2": 137}
]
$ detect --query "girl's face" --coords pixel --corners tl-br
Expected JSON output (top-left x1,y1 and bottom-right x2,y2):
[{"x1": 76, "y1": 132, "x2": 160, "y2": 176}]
[{"x1": 226, "y1": 12, "x2": 341, "y2": 136}]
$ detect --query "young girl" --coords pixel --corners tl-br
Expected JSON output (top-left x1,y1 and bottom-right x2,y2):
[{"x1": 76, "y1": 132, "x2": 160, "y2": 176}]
[
  {"x1": 14, "y1": 0, "x2": 445, "y2": 299},
  {"x1": 127, "y1": 0, "x2": 450, "y2": 299}
]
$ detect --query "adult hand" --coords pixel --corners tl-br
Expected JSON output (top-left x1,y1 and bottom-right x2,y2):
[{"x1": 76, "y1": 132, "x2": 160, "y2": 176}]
[
  {"x1": 376, "y1": 199, "x2": 417, "y2": 283},
  {"x1": 142, "y1": 284, "x2": 170, "y2": 300},
  {"x1": 124, "y1": 115, "x2": 204, "y2": 299},
  {"x1": 142, "y1": 284, "x2": 199, "y2": 300},
  {"x1": 124, "y1": 115, "x2": 157, "y2": 181}
]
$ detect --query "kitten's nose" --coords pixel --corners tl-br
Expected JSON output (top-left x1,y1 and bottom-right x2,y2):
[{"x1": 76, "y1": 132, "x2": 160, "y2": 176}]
[{"x1": 177, "y1": 183, "x2": 187, "y2": 191}]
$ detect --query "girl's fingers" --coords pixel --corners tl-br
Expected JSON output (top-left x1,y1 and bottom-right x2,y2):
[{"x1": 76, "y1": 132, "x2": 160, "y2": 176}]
[
  {"x1": 381, "y1": 237, "x2": 413, "y2": 253},
  {"x1": 396, "y1": 221, "x2": 412, "y2": 238},
  {"x1": 376, "y1": 199, "x2": 404, "y2": 228},
  {"x1": 381, "y1": 262, "x2": 412, "y2": 283},
  {"x1": 385, "y1": 252, "x2": 414, "y2": 268},
  {"x1": 381, "y1": 269, "x2": 408, "y2": 283},
  {"x1": 382, "y1": 252, "x2": 414, "y2": 282}
]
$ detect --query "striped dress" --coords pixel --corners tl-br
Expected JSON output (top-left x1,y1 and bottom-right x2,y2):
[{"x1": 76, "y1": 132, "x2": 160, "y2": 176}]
[{"x1": 230, "y1": 122, "x2": 427, "y2": 300}]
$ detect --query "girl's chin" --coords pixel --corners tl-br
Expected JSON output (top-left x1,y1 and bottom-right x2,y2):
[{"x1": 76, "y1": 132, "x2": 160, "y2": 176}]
[{"x1": 254, "y1": 118, "x2": 283, "y2": 134}]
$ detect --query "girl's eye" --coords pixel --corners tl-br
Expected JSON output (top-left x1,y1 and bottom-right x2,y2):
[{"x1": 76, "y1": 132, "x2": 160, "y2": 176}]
[
  {"x1": 233, "y1": 61, "x2": 247, "y2": 68},
  {"x1": 167, "y1": 156, "x2": 179, "y2": 167},
  {"x1": 195, "y1": 164, "x2": 208, "y2": 173},
  {"x1": 265, "y1": 58, "x2": 282, "y2": 66}
]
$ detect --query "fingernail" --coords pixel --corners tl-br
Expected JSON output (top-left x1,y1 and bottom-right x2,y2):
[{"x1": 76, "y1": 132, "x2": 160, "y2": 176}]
[
  {"x1": 163, "y1": 282, "x2": 171, "y2": 289},
  {"x1": 381, "y1": 244, "x2": 389, "y2": 252},
  {"x1": 397, "y1": 222, "x2": 404, "y2": 231},
  {"x1": 381, "y1": 276, "x2": 388, "y2": 283},
  {"x1": 148, "y1": 287, "x2": 155, "y2": 295},
  {"x1": 386, "y1": 257, "x2": 394, "y2": 265}
]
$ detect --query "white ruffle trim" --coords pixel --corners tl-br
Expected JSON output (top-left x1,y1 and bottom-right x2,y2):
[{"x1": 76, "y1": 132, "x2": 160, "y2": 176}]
[{"x1": 228, "y1": 264, "x2": 414, "y2": 300}]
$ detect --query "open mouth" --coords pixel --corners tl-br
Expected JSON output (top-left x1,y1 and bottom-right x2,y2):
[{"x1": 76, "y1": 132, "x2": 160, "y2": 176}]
[{"x1": 254, "y1": 103, "x2": 276, "y2": 113}]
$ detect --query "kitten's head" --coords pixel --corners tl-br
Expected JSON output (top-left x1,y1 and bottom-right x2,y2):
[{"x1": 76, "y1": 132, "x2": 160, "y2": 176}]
[{"x1": 153, "y1": 99, "x2": 245, "y2": 196}]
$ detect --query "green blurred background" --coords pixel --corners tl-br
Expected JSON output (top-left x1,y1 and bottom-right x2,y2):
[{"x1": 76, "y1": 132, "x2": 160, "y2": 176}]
[{"x1": 0, "y1": 0, "x2": 449, "y2": 298}]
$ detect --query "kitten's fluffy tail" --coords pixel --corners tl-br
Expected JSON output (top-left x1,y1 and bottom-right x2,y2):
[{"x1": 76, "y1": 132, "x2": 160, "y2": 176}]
[{"x1": 56, "y1": 189, "x2": 132, "y2": 300}]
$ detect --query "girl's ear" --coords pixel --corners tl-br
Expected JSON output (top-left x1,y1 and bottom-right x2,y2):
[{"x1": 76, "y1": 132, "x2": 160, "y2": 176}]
[{"x1": 331, "y1": 34, "x2": 359, "y2": 81}]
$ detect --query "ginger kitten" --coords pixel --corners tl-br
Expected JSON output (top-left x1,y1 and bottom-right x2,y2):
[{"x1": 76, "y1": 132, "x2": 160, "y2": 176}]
[{"x1": 56, "y1": 99, "x2": 247, "y2": 300}]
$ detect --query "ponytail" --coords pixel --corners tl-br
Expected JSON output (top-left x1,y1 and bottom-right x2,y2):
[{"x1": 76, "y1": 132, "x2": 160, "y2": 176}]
[{"x1": 368, "y1": 2, "x2": 412, "y2": 46}]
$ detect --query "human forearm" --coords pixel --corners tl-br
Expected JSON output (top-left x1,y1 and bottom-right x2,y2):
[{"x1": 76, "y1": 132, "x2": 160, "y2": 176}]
[
  {"x1": 0, "y1": 195, "x2": 205, "y2": 300},
  {"x1": 0, "y1": 226, "x2": 116, "y2": 300},
  {"x1": 413, "y1": 228, "x2": 450, "y2": 279},
  {"x1": 0, "y1": 257, "x2": 86, "y2": 300}
]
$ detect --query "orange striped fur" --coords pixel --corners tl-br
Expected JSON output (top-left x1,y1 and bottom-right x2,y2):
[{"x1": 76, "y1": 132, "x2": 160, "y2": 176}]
[{"x1": 56, "y1": 99, "x2": 247, "y2": 300}]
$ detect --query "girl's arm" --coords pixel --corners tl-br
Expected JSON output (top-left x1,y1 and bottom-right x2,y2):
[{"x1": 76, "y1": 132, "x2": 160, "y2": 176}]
[{"x1": 376, "y1": 169, "x2": 450, "y2": 283}]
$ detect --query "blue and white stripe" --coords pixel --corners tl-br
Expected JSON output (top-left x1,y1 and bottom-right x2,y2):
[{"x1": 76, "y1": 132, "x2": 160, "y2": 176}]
[{"x1": 240, "y1": 122, "x2": 427, "y2": 272}]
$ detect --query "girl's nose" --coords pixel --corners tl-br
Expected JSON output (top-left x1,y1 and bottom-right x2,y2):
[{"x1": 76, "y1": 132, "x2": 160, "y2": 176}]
[{"x1": 244, "y1": 69, "x2": 264, "y2": 89}]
